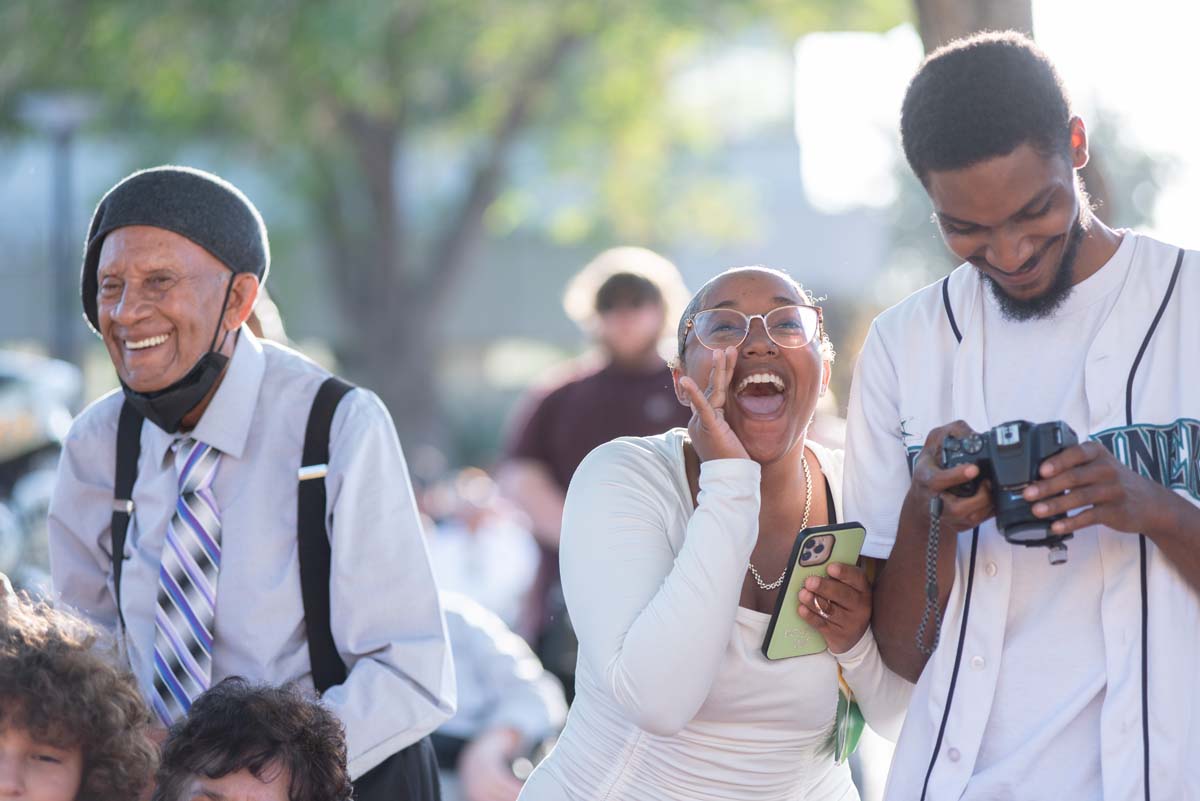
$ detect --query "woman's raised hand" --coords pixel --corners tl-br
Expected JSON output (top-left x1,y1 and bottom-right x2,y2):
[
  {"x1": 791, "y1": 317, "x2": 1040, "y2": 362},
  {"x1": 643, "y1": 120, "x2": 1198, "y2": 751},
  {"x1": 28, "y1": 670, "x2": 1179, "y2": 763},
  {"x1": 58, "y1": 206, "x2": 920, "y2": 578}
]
[{"x1": 677, "y1": 346, "x2": 750, "y2": 462}]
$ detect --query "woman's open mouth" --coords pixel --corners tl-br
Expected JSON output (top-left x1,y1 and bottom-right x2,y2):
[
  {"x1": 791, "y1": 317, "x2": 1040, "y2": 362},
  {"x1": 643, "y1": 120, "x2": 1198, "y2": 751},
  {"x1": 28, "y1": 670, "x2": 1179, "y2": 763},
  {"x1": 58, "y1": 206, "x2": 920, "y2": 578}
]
[{"x1": 733, "y1": 371, "x2": 787, "y2": 417}]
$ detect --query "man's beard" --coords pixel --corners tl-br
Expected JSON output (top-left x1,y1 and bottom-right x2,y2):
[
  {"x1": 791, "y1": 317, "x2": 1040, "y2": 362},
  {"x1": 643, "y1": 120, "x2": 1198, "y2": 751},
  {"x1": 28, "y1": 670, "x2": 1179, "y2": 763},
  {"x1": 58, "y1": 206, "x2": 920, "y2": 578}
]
[{"x1": 982, "y1": 214, "x2": 1086, "y2": 322}]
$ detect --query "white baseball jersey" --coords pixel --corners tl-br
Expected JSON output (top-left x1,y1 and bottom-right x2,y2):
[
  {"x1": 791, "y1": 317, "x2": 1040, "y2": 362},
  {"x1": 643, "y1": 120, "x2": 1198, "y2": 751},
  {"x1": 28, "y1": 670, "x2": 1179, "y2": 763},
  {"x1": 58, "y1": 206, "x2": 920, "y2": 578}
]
[{"x1": 844, "y1": 232, "x2": 1200, "y2": 800}]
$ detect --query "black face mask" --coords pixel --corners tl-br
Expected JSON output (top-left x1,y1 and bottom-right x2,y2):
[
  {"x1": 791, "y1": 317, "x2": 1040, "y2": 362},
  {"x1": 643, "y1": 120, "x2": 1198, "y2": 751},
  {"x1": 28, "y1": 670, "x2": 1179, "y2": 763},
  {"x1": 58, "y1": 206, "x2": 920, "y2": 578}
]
[{"x1": 120, "y1": 277, "x2": 235, "y2": 434}]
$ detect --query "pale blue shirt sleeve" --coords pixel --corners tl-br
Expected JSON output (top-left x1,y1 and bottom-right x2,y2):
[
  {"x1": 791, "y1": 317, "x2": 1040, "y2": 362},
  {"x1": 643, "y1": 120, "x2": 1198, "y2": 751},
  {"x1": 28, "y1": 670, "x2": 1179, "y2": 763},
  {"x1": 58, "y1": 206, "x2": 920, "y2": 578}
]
[
  {"x1": 438, "y1": 592, "x2": 566, "y2": 744},
  {"x1": 48, "y1": 394, "x2": 122, "y2": 632},
  {"x1": 322, "y1": 388, "x2": 457, "y2": 777}
]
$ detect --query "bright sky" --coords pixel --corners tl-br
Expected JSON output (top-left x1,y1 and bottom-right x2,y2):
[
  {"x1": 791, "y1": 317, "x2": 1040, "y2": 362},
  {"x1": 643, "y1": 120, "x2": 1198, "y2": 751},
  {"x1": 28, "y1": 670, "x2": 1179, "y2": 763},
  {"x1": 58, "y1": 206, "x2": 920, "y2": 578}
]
[
  {"x1": 1036, "y1": 0, "x2": 1200, "y2": 247},
  {"x1": 793, "y1": 1, "x2": 1200, "y2": 248}
]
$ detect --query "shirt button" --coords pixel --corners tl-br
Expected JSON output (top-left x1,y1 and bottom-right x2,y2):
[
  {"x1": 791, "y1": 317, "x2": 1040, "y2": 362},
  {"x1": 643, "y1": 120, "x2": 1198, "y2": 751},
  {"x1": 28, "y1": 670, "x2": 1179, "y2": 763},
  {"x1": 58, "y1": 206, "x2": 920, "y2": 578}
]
[
  {"x1": 947, "y1": 747, "x2": 961, "y2": 762},
  {"x1": 985, "y1": 562, "x2": 998, "y2": 577},
  {"x1": 971, "y1": 656, "x2": 985, "y2": 670}
]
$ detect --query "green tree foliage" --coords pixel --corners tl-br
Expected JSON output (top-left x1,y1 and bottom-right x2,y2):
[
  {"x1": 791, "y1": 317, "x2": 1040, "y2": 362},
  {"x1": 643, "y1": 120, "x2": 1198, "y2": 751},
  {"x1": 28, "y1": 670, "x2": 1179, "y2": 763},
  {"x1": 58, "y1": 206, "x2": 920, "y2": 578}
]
[{"x1": 0, "y1": 0, "x2": 908, "y2": 446}]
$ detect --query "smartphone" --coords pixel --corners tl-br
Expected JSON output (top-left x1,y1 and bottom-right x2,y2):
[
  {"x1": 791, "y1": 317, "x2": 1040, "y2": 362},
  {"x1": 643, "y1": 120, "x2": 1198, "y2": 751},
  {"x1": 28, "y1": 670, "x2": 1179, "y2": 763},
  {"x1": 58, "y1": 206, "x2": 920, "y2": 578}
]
[{"x1": 760, "y1": 522, "x2": 867, "y2": 660}]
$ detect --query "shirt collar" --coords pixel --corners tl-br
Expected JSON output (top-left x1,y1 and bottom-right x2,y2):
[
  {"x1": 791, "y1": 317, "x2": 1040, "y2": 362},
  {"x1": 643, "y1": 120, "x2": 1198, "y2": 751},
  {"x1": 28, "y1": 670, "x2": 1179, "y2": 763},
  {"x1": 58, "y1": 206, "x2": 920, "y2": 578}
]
[{"x1": 145, "y1": 327, "x2": 266, "y2": 466}]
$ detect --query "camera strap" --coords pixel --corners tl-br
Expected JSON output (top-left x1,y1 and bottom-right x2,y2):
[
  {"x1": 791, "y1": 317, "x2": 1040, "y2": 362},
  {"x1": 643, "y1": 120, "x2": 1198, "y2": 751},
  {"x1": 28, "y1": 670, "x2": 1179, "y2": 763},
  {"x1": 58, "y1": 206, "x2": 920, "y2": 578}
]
[{"x1": 916, "y1": 494, "x2": 944, "y2": 655}]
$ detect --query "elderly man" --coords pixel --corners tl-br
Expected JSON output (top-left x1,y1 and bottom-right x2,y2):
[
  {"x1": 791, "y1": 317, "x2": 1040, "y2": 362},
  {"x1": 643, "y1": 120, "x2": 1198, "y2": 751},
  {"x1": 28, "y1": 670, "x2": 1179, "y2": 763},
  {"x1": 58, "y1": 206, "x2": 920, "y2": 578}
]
[{"x1": 48, "y1": 166, "x2": 454, "y2": 800}]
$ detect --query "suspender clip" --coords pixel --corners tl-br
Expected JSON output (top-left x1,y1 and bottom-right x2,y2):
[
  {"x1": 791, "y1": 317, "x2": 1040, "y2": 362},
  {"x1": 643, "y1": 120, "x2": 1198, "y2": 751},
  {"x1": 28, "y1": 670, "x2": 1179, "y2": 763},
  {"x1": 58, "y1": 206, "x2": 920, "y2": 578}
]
[{"x1": 298, "y1": 464, "x2": 328, "y2": 481}]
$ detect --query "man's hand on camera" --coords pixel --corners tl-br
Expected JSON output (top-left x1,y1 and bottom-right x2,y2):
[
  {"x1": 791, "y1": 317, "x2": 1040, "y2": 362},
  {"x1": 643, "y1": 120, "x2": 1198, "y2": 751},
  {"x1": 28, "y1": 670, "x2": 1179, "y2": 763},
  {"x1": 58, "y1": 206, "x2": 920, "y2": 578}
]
[
  {"x1": 1023, "y1": 441, "x2": 1178, "y2": 535},
  {"x1": 906, "y1": 421, "x2": 994, "y2": 535}
]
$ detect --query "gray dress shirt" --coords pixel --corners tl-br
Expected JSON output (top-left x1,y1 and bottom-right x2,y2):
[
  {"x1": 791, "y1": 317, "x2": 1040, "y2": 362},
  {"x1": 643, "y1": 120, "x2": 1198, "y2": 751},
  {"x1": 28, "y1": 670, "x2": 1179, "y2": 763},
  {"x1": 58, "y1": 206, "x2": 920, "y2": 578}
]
[{"x1": 49, "y1": 330, "x2": 455, "y2": 778}]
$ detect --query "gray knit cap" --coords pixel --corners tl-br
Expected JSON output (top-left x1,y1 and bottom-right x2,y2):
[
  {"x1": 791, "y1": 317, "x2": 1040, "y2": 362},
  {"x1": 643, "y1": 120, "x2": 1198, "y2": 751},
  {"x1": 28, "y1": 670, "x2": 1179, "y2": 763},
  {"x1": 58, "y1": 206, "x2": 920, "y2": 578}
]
[{"x1": 81, "y1": 165, "x2": 270, "y2": 331}]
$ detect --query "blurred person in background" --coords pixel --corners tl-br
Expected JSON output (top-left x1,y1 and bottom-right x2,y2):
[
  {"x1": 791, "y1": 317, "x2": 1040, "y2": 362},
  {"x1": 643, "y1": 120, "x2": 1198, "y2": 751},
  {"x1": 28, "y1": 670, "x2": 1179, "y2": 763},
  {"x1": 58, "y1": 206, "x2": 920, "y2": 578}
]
[
  {"x1": 0, "y1": 352, "x2": 81, "y2": 597},
  {"x1": 152, "y1": 677, "x2": 352, "y2": 801},
  {"x1": 423, "y1": 468, "x2": 539, "y2": 630},
  {"x1": 48, "y1": 166, "x2": 453, "y2": 800},
  {"x1": 498, "y1": 246, "x2": 691, "y2": 696},
  {"x1": 519, "y1": 266, "x2": 910, "y2": 801},
  {"x1": 0, "y1": 593, "x2": 157, "y2": 801},
  {"x1": 433, "y1": 593, "x2": 567, "y2": 801}
]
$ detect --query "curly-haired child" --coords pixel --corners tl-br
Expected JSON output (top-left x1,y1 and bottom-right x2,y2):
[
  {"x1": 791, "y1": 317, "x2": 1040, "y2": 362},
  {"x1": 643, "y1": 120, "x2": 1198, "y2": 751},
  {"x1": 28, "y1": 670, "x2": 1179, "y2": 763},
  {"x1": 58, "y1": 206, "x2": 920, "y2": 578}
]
[{"x1": 0, "y1": 594, "x2": 157, "y2": 800}]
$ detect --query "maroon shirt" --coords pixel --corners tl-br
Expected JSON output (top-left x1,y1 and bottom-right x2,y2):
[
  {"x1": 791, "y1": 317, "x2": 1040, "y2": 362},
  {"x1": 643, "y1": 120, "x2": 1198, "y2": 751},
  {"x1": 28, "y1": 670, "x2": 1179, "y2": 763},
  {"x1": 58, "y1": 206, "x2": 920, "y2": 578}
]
[
  {"x1": 506, "y1": 359, "x2": 691, "y2": 493},
  {"x1": 506, "y1": 359, "x2": 691, "y2": 654}
]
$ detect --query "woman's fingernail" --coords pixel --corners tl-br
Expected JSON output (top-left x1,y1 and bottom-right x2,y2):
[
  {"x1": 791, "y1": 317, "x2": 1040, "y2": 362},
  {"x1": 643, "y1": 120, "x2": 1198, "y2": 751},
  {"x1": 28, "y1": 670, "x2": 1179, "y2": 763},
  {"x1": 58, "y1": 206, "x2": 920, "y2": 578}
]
[{"x1": 1033, "y1": 503, "x2": 1048, "y2": 516}]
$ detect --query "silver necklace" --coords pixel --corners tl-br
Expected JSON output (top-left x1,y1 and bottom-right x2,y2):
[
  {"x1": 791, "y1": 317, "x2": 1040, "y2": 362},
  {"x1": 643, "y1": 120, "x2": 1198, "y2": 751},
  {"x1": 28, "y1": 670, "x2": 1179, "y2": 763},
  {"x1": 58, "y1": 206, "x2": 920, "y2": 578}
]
[{"x1": 748, "y1": 453, "x2": 812, "y2": 591}]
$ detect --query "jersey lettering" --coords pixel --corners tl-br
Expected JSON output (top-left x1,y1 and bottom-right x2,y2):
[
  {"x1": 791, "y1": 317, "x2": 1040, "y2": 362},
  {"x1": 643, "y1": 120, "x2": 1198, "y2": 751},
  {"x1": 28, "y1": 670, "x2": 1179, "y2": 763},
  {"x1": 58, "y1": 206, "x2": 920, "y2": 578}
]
[{"x1": 1093, "y1": 418, "x2": 1200, "y2": 501}]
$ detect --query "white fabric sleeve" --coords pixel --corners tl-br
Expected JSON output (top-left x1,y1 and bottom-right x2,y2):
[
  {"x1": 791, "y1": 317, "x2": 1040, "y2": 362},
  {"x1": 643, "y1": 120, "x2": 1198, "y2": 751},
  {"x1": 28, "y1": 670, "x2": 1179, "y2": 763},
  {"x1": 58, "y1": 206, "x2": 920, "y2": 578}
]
[
  {"x1": 832, "y1": 627, "x2": 913, "y2": 741},
  {"x1": 323, "y1": 390, "x2": 457, "y2": 778},
  {"x1": 442, "y1": 594, "x2": 567, "y2": 742},
  {"x1": 48, "y1": 415, "x2": 121, "y2": 632},
  {"x1": 844, "y1": 321, "x2": 911, "y2": 559},
  {"x1": 560, "y1": 441, "x2": 761, "y2": 737}
]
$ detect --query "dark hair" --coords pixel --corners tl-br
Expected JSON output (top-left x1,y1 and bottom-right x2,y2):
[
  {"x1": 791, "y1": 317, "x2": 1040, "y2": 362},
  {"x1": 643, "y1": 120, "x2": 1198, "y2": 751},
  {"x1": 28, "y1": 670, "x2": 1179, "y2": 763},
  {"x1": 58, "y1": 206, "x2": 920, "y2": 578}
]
[
  {"x1": 900, "y1": 31, "x2": 1073, "y2": 184},
  {"x1": 153, "y1": 678, "x2": 353, "y2": 801},
  {"x1": 0, "y1": 595, "x2": 157, "y2": 801},
  {"x1": 594, "y1": 272, "x2": 664, "y2": 313},
  {"x1": 674, "y1": 266, "x2": 833, "y2": 365}
]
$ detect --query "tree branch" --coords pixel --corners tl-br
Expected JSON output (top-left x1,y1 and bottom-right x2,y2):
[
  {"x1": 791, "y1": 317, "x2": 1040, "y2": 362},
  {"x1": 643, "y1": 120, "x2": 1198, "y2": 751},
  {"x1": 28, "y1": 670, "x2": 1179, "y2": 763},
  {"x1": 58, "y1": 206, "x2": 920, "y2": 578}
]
[{"x1": 423, "y1": 29, "x2": 582, "y2": 308}]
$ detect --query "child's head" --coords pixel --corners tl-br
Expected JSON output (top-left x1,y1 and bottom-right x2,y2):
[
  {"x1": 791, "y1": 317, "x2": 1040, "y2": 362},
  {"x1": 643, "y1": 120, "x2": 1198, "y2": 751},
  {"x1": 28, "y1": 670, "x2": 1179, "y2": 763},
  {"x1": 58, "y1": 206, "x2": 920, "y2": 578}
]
[
  {"x1": 152, "y1": 678, "x2": 352, "y2": 801},
  {"x1": 0, "y1": 596, "x2": 156, "y2": 801}
]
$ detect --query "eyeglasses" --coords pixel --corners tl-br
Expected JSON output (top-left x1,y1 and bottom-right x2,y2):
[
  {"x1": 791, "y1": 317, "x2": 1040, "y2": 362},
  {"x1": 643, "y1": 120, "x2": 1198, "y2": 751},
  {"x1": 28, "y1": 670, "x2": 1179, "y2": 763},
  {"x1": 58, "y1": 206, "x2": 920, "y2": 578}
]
[{"x1": 686, "y1": 304, "x2": 823, "y2": 351}]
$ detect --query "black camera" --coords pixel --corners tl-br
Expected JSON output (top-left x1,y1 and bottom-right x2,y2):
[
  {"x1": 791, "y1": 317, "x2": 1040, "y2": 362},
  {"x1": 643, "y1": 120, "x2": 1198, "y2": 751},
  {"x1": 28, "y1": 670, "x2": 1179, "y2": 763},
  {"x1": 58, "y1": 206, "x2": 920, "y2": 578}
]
[{"x1": 940, "y1": 420, "x2": 1078, "y2": 552}]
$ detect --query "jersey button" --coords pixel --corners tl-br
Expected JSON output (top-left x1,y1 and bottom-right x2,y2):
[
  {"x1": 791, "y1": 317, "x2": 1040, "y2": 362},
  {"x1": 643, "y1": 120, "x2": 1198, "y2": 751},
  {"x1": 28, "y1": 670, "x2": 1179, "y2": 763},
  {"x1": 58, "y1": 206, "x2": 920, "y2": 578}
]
[
  {"x1": 985, "y1": 561, "x2": 998, "y2": 577},
  {"x1": 970, "y1": 655, "x2": 985, "y2": 670},
  {"x1": 947, "y1": 747, "x2": 962, "y2": 762}
]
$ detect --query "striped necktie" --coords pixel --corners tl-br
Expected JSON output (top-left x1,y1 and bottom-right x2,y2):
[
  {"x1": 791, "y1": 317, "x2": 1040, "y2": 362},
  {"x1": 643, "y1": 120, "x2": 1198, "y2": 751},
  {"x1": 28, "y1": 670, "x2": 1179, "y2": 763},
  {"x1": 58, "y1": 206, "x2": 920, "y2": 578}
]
[{"x1": 150, "y1": 437, "x2": 222, "y2": 725}]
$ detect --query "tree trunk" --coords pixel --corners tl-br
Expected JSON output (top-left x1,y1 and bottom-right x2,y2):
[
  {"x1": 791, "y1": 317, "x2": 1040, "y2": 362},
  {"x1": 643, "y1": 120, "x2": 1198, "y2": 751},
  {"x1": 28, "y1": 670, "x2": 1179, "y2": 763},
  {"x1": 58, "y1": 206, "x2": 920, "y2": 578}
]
[
  {"x1": 912, "y1": 0, "x2": 1033, "y2": 52},
  {"x1": 314, "y1": 31, "x2": 582, "y2": 453},
  {"x1": 339, "y1": 296, "x2": 444, "y2": 453}
]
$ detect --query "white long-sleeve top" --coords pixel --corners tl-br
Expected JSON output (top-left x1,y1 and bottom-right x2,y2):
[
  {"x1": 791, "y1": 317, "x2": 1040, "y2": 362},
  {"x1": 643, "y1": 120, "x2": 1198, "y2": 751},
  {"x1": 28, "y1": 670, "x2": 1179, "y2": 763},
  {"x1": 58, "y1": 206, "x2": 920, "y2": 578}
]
[{"x1": 519, "y1": 429, "x2": 911, "y2": 801}]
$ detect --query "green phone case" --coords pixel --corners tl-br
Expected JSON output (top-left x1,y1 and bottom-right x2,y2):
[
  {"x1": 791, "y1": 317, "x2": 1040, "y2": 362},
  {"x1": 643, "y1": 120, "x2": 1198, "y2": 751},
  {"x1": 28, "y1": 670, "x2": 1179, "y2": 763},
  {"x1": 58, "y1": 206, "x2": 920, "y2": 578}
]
[{"x1": 760, "y1": 522, "x2": 867, "y2": 660}]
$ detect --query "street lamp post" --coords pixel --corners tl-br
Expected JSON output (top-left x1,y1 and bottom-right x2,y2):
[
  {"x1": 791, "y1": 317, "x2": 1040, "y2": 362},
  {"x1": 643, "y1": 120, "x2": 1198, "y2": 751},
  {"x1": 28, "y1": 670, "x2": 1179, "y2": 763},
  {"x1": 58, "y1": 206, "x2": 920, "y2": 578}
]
[{"x1": 18, "y1": 93, "x2": 98, "y2": 368}]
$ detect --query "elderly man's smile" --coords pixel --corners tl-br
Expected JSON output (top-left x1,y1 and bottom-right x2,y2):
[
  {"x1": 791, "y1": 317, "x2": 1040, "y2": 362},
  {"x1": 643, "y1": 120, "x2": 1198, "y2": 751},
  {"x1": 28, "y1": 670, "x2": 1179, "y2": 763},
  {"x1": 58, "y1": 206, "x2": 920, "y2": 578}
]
[{"x1": 125, "y1": 332, "x2": 171, "y2": 351}]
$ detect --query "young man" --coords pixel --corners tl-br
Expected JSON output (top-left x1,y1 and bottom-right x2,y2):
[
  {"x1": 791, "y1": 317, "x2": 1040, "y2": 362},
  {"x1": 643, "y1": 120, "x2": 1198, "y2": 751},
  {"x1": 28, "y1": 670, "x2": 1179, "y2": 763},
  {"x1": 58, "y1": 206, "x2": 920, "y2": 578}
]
[
  {"x1": 844, "y1": 32, "x2": 1200, "y2": 800},
  {"x1": 48, "y1": 167, "x2": 453, "y2": 798},
  {"x1": 153, "y1": 678, "x2": 352, "y2": 801}
]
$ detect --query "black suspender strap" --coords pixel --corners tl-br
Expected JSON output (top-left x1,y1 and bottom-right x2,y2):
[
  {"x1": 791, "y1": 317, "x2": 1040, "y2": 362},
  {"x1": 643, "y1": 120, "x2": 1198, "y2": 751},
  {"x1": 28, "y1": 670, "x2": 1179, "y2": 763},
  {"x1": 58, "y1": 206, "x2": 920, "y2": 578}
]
[
  {"x1": 297, "y1": 376, "x2": 356, "y2": 694},
  {"x1": 1124, "y1": 247, "x2": 1184, "y2": 801},
  {"x1": 941, "y1": 275, "x2": 963, "y2": 343},
  {"x1": 111, "y1": 401, "x2": 145, "y2": 631}
]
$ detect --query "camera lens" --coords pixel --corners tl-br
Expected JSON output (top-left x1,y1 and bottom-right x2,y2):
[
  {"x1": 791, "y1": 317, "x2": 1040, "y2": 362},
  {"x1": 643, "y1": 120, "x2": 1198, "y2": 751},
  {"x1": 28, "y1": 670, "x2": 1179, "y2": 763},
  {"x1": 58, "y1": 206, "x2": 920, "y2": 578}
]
[{"x1": 813, "y1": 542, "x2": 825, "y2": 554}]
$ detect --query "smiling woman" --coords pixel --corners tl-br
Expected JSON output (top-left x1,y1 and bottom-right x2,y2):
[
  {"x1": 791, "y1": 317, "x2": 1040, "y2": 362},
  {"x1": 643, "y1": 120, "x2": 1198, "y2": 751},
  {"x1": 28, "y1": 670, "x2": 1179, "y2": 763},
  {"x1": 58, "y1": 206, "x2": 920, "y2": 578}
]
[{"x1": 517, "y1": 267, "x2": 912, "y2": 801}]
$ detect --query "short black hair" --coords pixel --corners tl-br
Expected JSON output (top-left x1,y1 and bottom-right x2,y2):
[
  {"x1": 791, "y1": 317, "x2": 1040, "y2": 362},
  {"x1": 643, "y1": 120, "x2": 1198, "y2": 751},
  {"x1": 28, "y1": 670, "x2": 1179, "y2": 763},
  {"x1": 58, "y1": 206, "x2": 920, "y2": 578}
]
[
  {"x1": 900, "y1": 31, "x2": 1073, "y2": 184},
  {"x1": 594, "y1": 272, "x2": 664, "y2": 313},
  {"x1": 153, "y1": 678, "x2": 352, "y2": 801}
]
